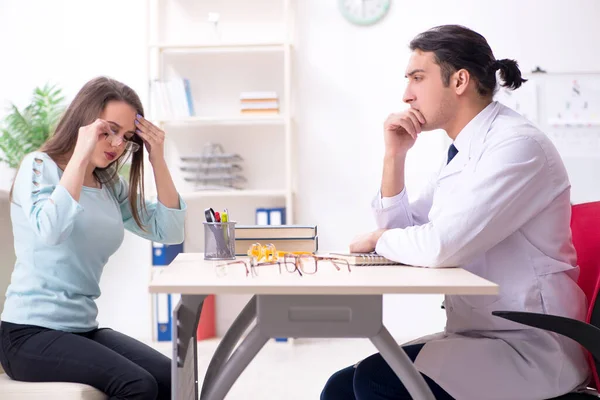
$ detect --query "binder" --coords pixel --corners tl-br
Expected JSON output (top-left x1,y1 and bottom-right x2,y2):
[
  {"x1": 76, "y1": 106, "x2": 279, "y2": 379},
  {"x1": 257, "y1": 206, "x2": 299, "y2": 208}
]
[
  {"x1": 255, "y1": 207, "x2": 286, "y2": 226},
  {"x1": 156, "y1": 293, "x2": 172, "y2": 342},
  {"x1": 197, "y1": 295, "x2": 216, "y2": 340},
  {"x1": 269, "y1": 208, "x2": 286, "y2": 225},
  {"x1": 152, "y1": 242, "x2": 184, "y2": 341},
  {"x1": 152, "y1": 242, "x2": 184, "y2": 266},
  {"x1": 256, "y1": 208, "x2": 269, "y2": 225}
]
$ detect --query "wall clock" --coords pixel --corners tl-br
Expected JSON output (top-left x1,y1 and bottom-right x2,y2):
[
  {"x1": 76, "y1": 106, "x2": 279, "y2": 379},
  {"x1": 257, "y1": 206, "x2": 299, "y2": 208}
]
[{"x1": 339, "y1": 0, "x2": 391, "y2": 26}]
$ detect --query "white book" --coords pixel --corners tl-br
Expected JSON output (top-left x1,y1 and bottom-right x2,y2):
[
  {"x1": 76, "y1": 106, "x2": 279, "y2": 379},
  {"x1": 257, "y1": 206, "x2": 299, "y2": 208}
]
[
  {"x1": 240, "y1": 91, "x2": 278, "y2": 100},
  {"x1": 166, "y1": 79, "x2": 190, "y2": 119},
  {"x1": 240, "y1": 101, "x2": 279, "y2": 110},
  {"x1": 151, "y1": 80, "x2": 170, "y2": 121}
]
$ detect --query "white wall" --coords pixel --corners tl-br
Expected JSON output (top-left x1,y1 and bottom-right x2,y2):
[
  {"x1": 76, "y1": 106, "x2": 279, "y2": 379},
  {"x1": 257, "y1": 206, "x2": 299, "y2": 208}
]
[
  {"x1": 1, "y1": 0, "x2": 599, "y2": 341},
  {"x1": 293, "y1": 0, "x2": 600, "y2": 339}
]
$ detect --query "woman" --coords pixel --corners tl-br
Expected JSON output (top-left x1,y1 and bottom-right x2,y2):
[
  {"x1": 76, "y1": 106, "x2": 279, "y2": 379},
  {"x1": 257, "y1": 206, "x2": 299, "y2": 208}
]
[{"x1": 0, "y1": 76, "x2": 186, "y2": 399}]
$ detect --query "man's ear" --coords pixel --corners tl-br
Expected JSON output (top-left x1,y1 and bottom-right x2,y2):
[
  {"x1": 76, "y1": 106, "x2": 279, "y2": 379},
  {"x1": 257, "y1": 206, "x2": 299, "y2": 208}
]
[{"x1": 453, "y1": 69, "x2": 470, "y2": 95}]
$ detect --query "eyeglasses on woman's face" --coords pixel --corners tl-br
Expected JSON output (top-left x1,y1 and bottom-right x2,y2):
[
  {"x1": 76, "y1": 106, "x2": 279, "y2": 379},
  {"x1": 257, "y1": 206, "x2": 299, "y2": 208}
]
[{"x1": 104, "y1": 130, "x2": 141, "y2": 153}]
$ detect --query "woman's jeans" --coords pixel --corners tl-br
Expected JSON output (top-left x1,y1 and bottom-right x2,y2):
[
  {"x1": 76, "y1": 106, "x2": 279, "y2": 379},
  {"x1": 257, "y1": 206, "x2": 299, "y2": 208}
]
[{"x1": 0, "y1": 321, "x2": 171, "y2": 400}]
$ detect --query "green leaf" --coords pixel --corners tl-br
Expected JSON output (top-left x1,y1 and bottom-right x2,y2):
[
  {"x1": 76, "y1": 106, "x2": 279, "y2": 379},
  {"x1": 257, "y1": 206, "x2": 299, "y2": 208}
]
[
  {"x1": 0, "y1": 84, "x2": 66, "y2": 169},
  {"x1": 119, "y1": 162, "x2": 132, "y2": 181}
]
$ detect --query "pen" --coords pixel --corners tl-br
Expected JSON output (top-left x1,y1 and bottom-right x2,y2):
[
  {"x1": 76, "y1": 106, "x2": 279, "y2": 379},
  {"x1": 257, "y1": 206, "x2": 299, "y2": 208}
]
[
  {"x1": 204, "y1": 207, "x2": 216, "y2": 223},
  {"x1": 205, "y1": 207, "x2": 228, "y2": 257},
  {"x1": 221, "y1": 209, "x2": 229, "y2": 247}
]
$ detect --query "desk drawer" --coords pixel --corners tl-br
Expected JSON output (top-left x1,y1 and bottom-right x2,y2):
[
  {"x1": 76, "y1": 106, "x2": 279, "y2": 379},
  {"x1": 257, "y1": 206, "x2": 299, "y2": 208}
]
[{"x1": 256, "y1": 295, "x2": 383, "y2": 338}]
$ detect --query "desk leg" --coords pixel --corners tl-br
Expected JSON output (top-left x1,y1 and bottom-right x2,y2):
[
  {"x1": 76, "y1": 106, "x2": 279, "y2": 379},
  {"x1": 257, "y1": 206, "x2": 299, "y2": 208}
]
[
  {"x1": 172, "y1": 294, "x2": 206, "y2": 400},
  {"x1": 257, "y1": 294, "x2": 437, "y2": 400},
  {"x1": 200, "y1": 296, "x2": 257, "y2": 399},
  {"x1": 370, "y1": 327, "x2": 436, "y2": 400},
  {"x1": 201, "y1": 325, "x2": 269, "y2": 400}
]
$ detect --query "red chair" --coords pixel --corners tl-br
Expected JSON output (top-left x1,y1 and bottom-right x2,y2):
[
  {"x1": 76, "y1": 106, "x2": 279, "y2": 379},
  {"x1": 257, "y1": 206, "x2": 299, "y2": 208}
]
[{"x1": 493, "y1": 201, "x2": 600, "y2": 399}]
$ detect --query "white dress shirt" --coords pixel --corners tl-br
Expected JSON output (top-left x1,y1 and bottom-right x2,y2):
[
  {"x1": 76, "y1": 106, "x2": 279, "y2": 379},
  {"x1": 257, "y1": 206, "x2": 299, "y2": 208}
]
[{"x1": 372, "y1": 102, "x2": 589, "y2": 399}]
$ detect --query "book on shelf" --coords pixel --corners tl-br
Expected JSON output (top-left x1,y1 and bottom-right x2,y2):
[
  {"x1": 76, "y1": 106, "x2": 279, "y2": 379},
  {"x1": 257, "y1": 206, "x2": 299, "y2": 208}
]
[
  {"x1": 240, "y1": 109, "x2": 279, "y2": 115},
  {"x1": 240, "y1": 101, "x2": 279, "y2": 110},
  {"x1": 239, "y1": 91, "x2": 279, "y2": 114},
  {"x1": 235, "y1": 237, "x2": 318, "y2": 256},
  {"x1": 239, "y1": 91, "x2": 278, "y2": 101},
  {"x1": 241, "y1": 98, "x2": 280, "y2": 104},
  {"x1": 329, "y1": 252, "x2": 405, "y2": 266},
  {"x1": 235, "y1": 225, "x2": 317, "y2": 240},
  {"x1": 150, "y1": 78, "x2": 195, "y2": 120},
  {"x1": 182, "y1": 79, "x2": 195, "y2": 116}
]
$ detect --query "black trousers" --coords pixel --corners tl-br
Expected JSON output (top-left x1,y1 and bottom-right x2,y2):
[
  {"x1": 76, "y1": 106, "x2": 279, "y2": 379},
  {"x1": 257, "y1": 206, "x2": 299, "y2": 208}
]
[{"x1": 0, "y1": 321, "x2": 171, "y2": 399}]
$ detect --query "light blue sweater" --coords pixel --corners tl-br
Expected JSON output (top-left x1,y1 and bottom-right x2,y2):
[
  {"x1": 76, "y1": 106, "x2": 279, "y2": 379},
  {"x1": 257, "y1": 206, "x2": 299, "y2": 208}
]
[{"x1": 1, "y1": 151, "x2": 186, "y2": 332}]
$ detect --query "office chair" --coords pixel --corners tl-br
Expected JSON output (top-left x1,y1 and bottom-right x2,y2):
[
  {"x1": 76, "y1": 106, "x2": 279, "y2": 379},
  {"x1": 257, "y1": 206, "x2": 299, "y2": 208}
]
[{"x1": 493, "y1": 201, "x2": 600, "y2": 399}]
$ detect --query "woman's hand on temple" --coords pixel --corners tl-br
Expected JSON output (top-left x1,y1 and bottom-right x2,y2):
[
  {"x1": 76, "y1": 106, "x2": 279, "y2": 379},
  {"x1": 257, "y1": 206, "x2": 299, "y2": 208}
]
[{"x1": 134, "y1": 114, "x2": 165, "y2": 164}]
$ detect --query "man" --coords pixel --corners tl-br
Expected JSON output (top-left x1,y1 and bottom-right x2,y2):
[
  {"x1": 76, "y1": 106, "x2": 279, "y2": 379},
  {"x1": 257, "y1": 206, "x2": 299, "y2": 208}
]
[{"x1": 321, "y1": 25, "x2": 589, "y2": 400}]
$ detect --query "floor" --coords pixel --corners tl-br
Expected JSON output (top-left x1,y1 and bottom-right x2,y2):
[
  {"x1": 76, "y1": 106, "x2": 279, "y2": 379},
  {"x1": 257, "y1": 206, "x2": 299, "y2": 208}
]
[{"x1": 152, "y1": 337, "x2": 399, "y2": 399}]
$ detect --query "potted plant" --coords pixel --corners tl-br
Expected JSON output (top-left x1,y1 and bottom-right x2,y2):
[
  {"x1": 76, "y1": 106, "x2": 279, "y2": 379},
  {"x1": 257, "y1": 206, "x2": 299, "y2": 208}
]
[
  {"x1": 0, "y1": 84, "x2": 132, "y2": 182},
  {"x1": 0, "y1": 84, "x2": 65, "y2": 171}
]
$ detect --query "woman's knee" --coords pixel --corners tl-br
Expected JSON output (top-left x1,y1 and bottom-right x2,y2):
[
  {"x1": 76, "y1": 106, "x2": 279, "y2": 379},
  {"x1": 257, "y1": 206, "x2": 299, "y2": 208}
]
[
  {"x1": 119, "y1": 370, "x2": 159, "y2": 400},
  {"x1": 154, "y1": 360, "x2": 171, "y2": 400}
]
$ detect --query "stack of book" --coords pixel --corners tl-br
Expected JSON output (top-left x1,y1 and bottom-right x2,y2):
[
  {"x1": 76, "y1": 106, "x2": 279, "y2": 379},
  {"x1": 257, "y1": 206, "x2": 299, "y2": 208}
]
[
  {"x1": 239, "y1": 91, "x2": 279, "y2": 115},
  {"x1": 234, "y1": 225, "x2": 318, "y2": 256}
]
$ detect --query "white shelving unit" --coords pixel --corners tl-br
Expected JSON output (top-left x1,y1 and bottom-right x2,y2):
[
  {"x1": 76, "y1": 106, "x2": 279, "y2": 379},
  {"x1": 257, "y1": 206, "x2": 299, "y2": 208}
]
[
  {"x1": 157, "y1": 115, "x2": 287, "y2": 126},
  {"x1": 149, "y1": 42, "x2": 287, "y2": 53},
  {"x1": 146, "y1": 0, "x2": 295, "y2": 219},
  {"x1": 181, "y1": 189, "x2": 288, "y2": 199},
  {"x1": 146, "y1": 0, "x2": 296, "y2": 339}
]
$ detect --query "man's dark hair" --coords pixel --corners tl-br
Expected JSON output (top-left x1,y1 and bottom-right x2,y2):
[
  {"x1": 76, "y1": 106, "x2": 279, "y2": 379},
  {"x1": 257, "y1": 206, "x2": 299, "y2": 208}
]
[{"x1": 409, "y1": 25, "x2": 527, "y2": 97}]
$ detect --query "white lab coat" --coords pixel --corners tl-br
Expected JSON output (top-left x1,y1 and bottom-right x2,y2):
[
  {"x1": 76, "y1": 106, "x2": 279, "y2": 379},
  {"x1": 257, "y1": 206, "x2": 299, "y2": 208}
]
[{"x1": 373, "y1": 102, "x2": 590, "y2": 400}]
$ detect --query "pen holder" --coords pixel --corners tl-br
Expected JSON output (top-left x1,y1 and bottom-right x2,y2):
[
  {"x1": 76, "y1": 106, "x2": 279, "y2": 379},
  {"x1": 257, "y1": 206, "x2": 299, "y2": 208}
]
[{"x1": 203, "y1": 222, "x2": 236, "y2": 261}]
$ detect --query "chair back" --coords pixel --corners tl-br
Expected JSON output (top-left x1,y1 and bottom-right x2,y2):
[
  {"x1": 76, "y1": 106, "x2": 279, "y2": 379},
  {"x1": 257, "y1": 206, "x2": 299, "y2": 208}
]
[
  {"x1": 0, "y1": 190, "x2": 15, "y2": 315},
  {"x1": 571, "y1": 201, "x2": 600, "y2": 389}
]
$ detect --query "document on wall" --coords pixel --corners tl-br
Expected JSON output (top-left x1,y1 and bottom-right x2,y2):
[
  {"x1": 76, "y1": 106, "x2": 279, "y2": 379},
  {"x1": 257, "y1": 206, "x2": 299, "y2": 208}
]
[
  {"x1": 545, "y1": 77, "x2": 600, "y2": 127},
  {"x1": 495, "y1": 81, "x2": 539, "y2": 124},
  {"x1": 546, "y1": 129, "x2": 600, "y2": 158}
]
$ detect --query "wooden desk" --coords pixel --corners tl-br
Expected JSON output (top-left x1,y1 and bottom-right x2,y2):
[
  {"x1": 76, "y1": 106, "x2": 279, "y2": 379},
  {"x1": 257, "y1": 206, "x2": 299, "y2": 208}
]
[{"x1": 149, "y1": 253, "x2": 498, "y2": 400}]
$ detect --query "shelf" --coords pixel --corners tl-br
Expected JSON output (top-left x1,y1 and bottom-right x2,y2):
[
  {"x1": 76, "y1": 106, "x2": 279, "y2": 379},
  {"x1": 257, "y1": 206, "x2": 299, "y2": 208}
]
[
  {"x1": 150, "y1": 42, "x2": 287, "y2": 54},
  {"x1": 181, "y1": 189, "x2": 288, "y2": 199},
  {"x1": 158, "y1": 115, "x2": 287, "y2": 126}
]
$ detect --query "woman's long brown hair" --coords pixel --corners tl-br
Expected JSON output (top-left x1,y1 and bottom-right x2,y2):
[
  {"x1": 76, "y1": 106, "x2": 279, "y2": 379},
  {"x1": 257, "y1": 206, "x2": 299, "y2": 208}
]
[{"x1": 10, "y1": 76, "x2": 147, "y2": 230}]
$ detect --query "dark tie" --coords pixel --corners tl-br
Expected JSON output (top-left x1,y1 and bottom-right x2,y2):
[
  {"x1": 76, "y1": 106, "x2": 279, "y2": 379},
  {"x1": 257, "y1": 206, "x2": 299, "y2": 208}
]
[{"x1": 447, "y1": 144, "x2": 459, "y2": 164}]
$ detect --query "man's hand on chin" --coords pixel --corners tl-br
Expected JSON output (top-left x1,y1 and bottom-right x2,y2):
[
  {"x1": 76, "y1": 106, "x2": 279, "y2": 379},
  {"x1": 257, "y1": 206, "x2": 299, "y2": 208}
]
[{"x1": 349, "y1": 229, "x2": 388, "y2": 253}]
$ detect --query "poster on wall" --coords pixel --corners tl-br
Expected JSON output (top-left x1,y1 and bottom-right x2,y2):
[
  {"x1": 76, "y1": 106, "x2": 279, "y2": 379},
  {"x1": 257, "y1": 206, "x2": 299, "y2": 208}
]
[
  {"x1": 495, "y1": 81, "x2": 539, "y2": 124},
  {"x1": 545, "y1": 77, "x2": 600, "y2": 127}
]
